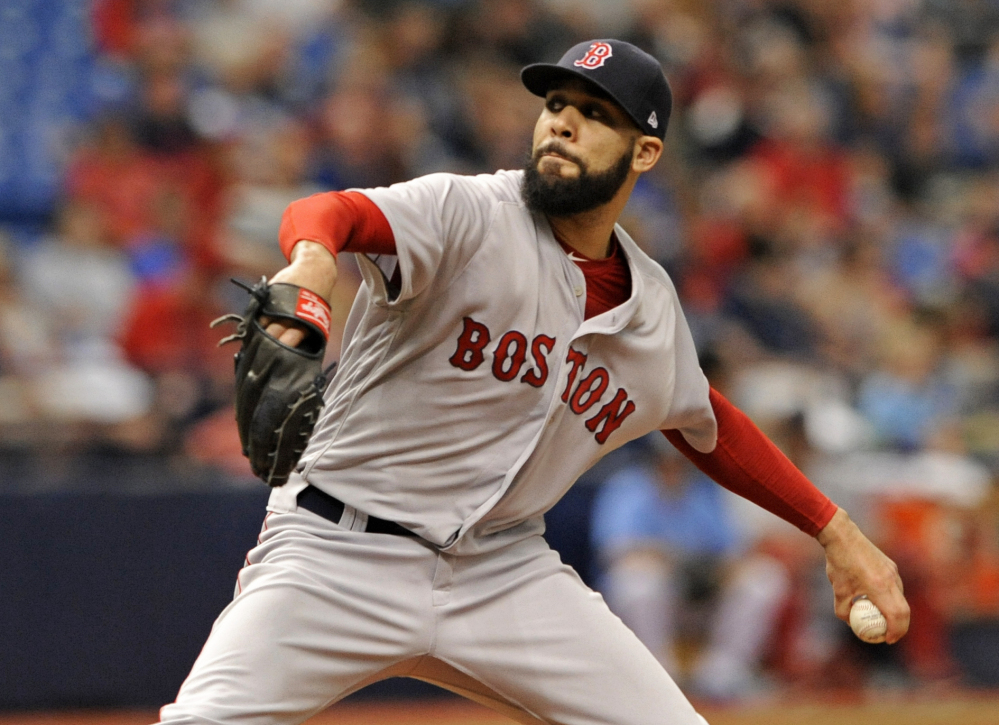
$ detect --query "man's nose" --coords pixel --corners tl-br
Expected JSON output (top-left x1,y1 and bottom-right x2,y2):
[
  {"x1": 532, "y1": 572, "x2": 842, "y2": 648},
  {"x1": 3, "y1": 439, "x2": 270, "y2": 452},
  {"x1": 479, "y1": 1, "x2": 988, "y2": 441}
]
[{"x1": 549, "y1": 107, "x2": 579, "y2": 140}]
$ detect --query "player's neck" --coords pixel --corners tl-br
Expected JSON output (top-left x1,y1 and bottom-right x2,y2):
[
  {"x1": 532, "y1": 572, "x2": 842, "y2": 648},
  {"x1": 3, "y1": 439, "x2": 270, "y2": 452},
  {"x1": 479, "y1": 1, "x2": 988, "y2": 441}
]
[
  {"x1": 547, "y1": 215, "x2": 612, "y2": 258},
  {"x1": 546, "y1": 175, "x2": 635, "y2": 259},
  {"x1": 546, "y1": 205, "x2": 624, "y2": 260}
]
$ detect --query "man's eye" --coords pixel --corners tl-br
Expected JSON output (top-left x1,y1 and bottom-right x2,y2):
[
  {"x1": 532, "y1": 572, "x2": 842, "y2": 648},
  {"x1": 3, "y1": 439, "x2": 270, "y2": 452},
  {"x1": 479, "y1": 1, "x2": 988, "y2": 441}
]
[{"x1": 547, "y1": 99, "x2": 564, "y2": 112}]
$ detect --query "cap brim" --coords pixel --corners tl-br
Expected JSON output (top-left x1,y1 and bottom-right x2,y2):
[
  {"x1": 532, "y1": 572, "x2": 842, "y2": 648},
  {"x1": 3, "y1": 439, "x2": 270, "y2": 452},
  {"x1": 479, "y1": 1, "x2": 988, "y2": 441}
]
[
  {"x1": 520, "y1": 63, "x2": 643, "y2": 133},
  {"x1": 521, "y1": 64, "x2": 575, "y2": 97}
]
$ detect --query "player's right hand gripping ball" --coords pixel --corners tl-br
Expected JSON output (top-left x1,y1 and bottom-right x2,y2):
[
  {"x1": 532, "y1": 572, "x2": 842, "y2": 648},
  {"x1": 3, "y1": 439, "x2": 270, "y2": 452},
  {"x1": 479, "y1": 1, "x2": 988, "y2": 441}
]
[
  {"x1": 212, "y1": 277, "x2": 335, "y2": 487},
  {"x1": 849, "y1": 596, "x2": 888, "y2": 643}
]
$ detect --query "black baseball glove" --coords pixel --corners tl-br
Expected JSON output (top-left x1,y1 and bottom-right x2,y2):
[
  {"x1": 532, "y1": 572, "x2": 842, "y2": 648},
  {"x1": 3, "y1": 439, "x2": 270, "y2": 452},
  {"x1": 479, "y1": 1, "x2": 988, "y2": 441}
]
[{"x1": 212, "y1": 277, "x2": 336, "y2": 487}]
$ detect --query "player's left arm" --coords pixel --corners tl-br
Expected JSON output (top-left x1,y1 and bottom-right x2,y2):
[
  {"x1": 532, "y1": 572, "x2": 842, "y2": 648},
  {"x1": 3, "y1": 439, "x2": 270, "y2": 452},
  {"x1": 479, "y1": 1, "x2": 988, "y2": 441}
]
[{"x1": 663, "y1": 389, "x2": 910, "y2": 643}]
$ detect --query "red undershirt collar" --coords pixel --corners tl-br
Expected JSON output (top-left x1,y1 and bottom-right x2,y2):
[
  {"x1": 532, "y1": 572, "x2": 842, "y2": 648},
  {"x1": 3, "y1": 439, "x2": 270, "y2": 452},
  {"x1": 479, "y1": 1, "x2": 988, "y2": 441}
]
[{"x1": 552, "y1": 230, "x2": 631, "y2": 319}]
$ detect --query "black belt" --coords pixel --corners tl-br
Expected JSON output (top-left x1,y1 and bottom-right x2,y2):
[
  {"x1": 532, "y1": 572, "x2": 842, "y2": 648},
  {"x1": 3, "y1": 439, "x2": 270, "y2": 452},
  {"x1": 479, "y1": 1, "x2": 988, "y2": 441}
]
[{"x1": 297, "y1": 485, "x2": 417, "y2": 537}]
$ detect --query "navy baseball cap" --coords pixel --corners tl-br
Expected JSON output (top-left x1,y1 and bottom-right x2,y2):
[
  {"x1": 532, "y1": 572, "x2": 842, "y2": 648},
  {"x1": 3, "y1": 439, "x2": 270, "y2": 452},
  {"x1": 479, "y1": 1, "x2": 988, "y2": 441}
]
[{"x1": 521, "y1": 39, "x2": 673, "y2": 140}]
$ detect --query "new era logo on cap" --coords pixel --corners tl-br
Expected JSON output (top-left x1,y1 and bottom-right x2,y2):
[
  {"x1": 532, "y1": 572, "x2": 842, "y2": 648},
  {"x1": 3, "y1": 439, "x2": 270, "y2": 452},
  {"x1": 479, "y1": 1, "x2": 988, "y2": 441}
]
[{"x1": 647, "y1": 111, "x2": 658, "y2": 129}]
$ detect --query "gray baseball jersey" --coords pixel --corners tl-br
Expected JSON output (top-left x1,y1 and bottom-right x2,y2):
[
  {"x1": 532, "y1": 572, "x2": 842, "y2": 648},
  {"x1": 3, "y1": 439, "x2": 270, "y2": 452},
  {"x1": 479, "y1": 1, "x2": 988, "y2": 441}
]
[
  {"x1": 268, "y1": 169, "x2": 716, "y2": 554},
  {"x1": 161, "y1": 168, "x2": 718, "y2": 725}
]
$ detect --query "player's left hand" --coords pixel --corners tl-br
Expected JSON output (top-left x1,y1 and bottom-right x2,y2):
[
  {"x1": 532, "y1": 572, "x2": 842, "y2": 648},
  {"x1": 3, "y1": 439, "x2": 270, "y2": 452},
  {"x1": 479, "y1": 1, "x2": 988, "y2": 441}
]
[{"x1": 816, "y1": 507, "x2": 910, "y2": 644}]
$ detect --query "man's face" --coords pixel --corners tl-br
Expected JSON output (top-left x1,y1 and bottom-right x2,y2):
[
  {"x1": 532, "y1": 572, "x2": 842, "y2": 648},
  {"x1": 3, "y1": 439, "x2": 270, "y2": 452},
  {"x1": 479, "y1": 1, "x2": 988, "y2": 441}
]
[{"x1": 521, "y1": 80, "x2": 639, "y2": 217}]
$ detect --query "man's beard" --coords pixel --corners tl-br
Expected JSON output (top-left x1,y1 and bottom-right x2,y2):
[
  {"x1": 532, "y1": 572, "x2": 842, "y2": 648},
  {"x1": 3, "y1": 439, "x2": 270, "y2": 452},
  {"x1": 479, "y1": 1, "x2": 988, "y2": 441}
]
[{"x1": 520, "y1": 143, "x2": 633, "y2": 217}]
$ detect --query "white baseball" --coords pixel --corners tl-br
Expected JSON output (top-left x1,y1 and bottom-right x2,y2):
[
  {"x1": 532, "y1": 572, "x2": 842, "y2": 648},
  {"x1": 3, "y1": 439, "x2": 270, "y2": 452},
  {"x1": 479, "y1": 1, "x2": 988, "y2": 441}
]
[{"x1": 849, "y1": 596, "x2": 887, "y2": 643}]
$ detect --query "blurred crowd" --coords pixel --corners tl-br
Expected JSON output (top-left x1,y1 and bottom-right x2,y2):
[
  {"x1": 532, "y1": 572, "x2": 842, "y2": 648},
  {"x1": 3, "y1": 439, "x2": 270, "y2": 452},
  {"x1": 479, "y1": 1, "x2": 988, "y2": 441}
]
[{"x1": 1, "y1": 0, "x2": 999, "y2": 700}]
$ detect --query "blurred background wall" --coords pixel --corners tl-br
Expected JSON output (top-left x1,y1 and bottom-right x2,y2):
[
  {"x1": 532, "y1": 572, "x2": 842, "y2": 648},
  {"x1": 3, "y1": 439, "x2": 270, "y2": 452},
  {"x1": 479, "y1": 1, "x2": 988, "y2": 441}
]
[{"x1": 1, "y1": 0, "x2": 999, "y2": 710}]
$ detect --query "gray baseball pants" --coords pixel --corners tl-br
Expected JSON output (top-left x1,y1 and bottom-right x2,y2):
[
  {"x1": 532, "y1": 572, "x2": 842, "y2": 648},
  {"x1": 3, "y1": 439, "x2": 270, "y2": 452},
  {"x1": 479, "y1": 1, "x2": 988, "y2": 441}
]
[{"x1": 158, "y1": 504, "x2": 709, "y2": 725}]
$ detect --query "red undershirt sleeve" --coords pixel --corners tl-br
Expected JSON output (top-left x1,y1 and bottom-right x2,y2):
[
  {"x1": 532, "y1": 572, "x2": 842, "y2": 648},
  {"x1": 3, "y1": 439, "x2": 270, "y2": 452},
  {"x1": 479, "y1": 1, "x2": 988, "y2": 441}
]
[
  {"x1": 662, "y1": 388, "x2": 838, "y2": 536},
  {"x1": 279, "y1": 190, "x2": 397, "y2": 260}
]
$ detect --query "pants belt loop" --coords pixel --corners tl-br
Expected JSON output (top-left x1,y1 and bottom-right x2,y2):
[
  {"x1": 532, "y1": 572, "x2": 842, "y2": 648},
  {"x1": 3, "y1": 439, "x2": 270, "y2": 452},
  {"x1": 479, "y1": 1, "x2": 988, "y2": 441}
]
[{"x1": 338, "y1": 504, "x2": 357, "y2": 530}]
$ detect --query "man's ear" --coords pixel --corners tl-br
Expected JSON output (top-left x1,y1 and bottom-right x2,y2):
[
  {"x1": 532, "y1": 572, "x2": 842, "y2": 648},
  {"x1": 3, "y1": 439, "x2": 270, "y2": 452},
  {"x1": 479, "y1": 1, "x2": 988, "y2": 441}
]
[{"x1": 632, "y1": 136, "x2": 663, "y2": 173}]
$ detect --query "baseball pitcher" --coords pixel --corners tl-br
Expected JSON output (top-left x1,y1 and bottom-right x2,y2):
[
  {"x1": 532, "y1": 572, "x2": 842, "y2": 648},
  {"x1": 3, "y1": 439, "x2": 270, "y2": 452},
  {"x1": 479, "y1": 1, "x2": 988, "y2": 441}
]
[{"x1": 160, "y1": 39, "x2": 909, "y2": 725}]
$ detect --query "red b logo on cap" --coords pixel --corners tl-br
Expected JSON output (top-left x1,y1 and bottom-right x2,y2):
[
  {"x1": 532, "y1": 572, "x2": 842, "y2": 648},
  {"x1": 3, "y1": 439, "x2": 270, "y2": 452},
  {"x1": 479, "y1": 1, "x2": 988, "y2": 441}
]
[{"x1": 574, "y1": 42, "x2": 613, "y2": 70}]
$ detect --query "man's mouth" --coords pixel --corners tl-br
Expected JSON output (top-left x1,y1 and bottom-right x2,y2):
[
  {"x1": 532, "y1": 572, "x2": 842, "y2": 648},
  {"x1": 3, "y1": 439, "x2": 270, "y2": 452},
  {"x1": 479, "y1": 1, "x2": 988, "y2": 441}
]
[{"x1": 535, "y1": 146, "x2": 584, "y2": 172}]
